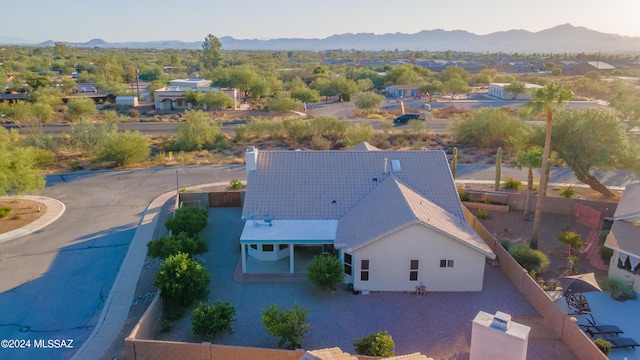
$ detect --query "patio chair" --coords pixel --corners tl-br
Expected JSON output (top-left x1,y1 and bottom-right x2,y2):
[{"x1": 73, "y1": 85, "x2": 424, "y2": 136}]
[
  {"x1": 579, "y1": 317, "x2": 624, "y2": 338},
  {"x1": 608, "y1": 337, "x2": 640, "y2": 350}
]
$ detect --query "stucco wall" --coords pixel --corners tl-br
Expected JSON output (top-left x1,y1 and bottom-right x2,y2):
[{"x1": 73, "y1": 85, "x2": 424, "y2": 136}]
[
  {"x1": 607, "y1": 251, "x2": 640, "y2": 293},
  {"x1": 352, "y1": 225, "x2": 486, "y2": 292}
]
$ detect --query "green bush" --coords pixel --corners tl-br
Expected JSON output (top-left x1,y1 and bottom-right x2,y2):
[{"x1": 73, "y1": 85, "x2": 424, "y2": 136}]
[
  {"x1": 503, "y1": 177, "x2": 523, "y2": 190},
  {"x1": 510, "y1": 245, "x2": 550, "y2": 275},
  {"x1": 154, "y1": 253, "x2": 211, "y2": 307},
  {"x1": 594, "y1": 338, "x2": 612, "y2": 355},
  {"x1": 227, "y1": 179, "x2": 243, "y2": 191},
  {"x1": 261, "y1": 302, "x2": 311, "y2": 350},
  {"x1": 557, "y1": 228, "x2": 582, "y2": 254},
  {"x1": 165, "y1": 206, "x2": 208, "y2": 236},
  {"x1": 0, "y1": 207, "x2": 12, "y2": 218},
  {"x1": 353, "y1": 330, "x2": 396, "y2": 357},
  {"x1": 599, "y1": 277, "x2": 638, "y2": 301},
  {"x1": 147, "y1": 232, "x2": 209, "y2": 259},
  {"x1": 192, "y1": 302, "x2": 236, "y2": 337},
  {"x1": 66, "y1": 97, "x2": 97, "y2": 121},
  {"x1": 559, "y1": 185, "x2": 578, "y2": 198},
  {"x1": 599, "y1": 246, "x2": 613, "y2": 264},
  {"x1": 97, "y1": 131, "x2": 150, "y2": 167},
  {"x1": 477, "y1": 208, "x2": 489, "y2": 219},
  {"x1": 307, "y1": 255, "x2": 345, "y2": 291}
]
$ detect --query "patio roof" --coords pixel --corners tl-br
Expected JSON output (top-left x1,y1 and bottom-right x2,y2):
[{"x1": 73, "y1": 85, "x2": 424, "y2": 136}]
[{"x1": 239, "y1": 219, "x2": 338, "y2": 244}]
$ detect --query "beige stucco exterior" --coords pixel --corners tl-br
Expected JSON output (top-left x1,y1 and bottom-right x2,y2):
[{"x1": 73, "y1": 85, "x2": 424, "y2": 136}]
[
  {"x1": 607, "y1": 251, "x2": 640, "y2": 293},
  {"x1": 347, "y1": 224, "x2": 486, "y2": 292},
  {"x1": 154, "y1": 86, "x2": 239, "y2": 111}
]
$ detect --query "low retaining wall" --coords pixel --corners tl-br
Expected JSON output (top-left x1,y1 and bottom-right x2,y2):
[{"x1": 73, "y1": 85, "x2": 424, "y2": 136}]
[{"x1": 465, "y1": 207, "x2": 607, "y2": 360}]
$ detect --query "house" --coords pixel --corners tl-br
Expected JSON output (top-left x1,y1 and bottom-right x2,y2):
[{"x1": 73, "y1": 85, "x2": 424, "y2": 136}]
[
  {"x1": 115, "y1": 96, "x2": 138, "y2": 107},
  {"x1": 240, "y1": 144, "x2": 495, "y2": 292},
  {"x1": 488, "y1": 82, "x2": 543, "y2": 100},
  {"x1": 604, "y1": 182, "x2": 640, "y2": 293},
  {"x1": 153, "y1": 78, "x2": 239, "y2": 111},
  {"x1": 385, "y1": 84, "x2": 426, "y2": 99}
]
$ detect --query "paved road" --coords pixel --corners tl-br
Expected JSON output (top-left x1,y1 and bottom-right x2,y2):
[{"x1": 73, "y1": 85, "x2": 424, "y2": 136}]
[
  {"x1": 2, "y1": 96, "x2": 610, "y2": 137},
  {"x1": 0, "y1": 165, "x2": 245, "y2": 360}
]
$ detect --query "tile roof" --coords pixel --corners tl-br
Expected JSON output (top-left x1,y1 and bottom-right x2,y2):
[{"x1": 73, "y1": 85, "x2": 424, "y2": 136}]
[
  {"x1": 348, "y1": 142, "x2": 380, "y2": 151},
  {"x1": 243, "y1": 150, "x2": 463, "y2": 221},
  {"x1": 335, "y1": 176, "x2": 494, "y2": 257},
  {"x1": 605, "y1": 182, "x2": 640, "y2": 256},
  {"x1": 611, "y1": 182, "x2": 640, "y2": 220}
]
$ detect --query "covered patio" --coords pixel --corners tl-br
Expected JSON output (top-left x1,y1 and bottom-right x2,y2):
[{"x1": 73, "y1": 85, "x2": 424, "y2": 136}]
[{"x1": 239, "y1": 219, "x2": 338, "y2": 274}]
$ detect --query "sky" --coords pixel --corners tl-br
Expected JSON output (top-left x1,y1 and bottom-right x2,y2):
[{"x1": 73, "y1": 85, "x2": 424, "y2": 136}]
[{"x1": 2, "y1": 0, "x2": 640, "y2": 43}]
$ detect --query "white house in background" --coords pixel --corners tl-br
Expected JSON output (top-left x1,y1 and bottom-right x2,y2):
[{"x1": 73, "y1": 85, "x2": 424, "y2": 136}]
[
  {"x1": 488, "y1": 82, "x2": 543, "y2": 100},
  {"x1": 604, "y1": 182, "x2": 640, "y2": 292},
  {"x1": 240, "y1": 144, "x2": 495, "y2": 292},
  {"x1": 153, "y1": 78, "x2": 240, "y2": 111}
]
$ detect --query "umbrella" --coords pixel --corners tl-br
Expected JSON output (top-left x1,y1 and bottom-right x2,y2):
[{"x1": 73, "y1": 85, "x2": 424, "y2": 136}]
[{"x1": 560, "y1": 273, "x2": 602, "y2": 295}]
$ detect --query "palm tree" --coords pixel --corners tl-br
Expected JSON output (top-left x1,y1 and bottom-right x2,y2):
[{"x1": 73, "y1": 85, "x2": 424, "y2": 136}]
[
  {"x1": 525, "y1": 83, "x2": 572, "y2": 249},
  {"x1": 515, "y1": 148, "x2": 542, "y2": 221}
]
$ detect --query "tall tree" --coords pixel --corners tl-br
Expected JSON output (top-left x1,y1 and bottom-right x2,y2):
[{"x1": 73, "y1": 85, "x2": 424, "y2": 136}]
[
  {"x1": 503, "y1": 81, "x2": 527, "y2": 100},
  {"x1": 525, "y1": 82, "x2": 572, "y2": 249},
  {"x1": 201, "y1": 34, "x2": 223, "y2": 71},
  {"x1": 546, "y1": 109, "x2": 640, "y2": 197}
]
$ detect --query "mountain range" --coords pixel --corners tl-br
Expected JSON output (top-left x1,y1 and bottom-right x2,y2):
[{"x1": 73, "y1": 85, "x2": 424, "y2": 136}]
[{"x1": 3, "y1": 24, "x2": 640, "y2": 53}]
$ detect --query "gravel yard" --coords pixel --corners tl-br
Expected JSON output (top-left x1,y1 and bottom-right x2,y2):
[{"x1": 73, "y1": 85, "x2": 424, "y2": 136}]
[{"x1": 154, "y1": 207, "x2": 577, "y2": 360}]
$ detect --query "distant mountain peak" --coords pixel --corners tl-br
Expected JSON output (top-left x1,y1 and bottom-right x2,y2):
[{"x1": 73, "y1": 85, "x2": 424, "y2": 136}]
[{"x1": 9, "y1": 25, "x2": 640, "y2": 53}]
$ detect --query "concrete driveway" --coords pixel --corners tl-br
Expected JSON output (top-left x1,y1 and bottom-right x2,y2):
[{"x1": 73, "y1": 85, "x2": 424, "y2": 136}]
[{"x1": 0, "y1": 165, "x2": 245, "y2": 360}]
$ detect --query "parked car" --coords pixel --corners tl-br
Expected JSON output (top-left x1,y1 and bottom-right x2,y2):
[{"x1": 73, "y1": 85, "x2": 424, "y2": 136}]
[{"x1": 393, "y1": 113, "x2": 422, "y2": 123}]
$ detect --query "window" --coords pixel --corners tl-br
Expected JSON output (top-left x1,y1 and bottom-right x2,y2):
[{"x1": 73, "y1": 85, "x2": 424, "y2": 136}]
[
  {"x1": 410, "y1": 260, "x2": 419, "y2": 281},
  {"x1": 440, "y1": 259, "x2": 454, "y2": 268},
  {"x1": 250, "y1": 244, "x2": 257, "y2": 250},
  {"x1": 279, "y1": 244, "x2": 288, "y2": 251},
  {"x1": 262, "y1": 244, "x2": 274, "y2": 252},
  {"x1": 361, "y1": 259, "x2": 369, "y2": 281},
  {"x1": 618, "y1": 255, "x2": 640, "y2": 274},
  {"x1": 344, "y1": 253, "x2": 352, "y2": 276}
]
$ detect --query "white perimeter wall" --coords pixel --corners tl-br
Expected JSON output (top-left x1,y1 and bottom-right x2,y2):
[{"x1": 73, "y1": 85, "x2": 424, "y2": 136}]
[{"x1": 352, "y1": 225, "x2": 486, "y2": 292}]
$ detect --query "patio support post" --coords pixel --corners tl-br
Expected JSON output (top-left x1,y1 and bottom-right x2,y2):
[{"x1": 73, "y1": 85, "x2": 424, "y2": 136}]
[
  {"x1": 289, "y1": 244, "x2": 295, "y2": 273},
  {"x1": 241, "y1": 243, "x2": 247, "y2": 273}
]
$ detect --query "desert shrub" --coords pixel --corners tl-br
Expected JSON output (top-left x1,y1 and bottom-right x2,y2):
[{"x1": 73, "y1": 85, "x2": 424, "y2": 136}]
[
  {"x1": 503, "y1": 176, "x2": 523, "y2": 190},
  {"x1": 165, "y1": 206, "x2": 208, "y2": 236},
  {"x1": 500, "y1": 239, "x2": 513, "y2": 252},
  {"x1": 227, "y1": 179, "x2": 243, "y2": 191},
  {"x1": 154, "y1": 253, "x2": 210, "y2": 307},
  {"x1": 559, "y1": 185, "x2": 578, "y2": 198},
  {"x1": 175, "y1": 110, "x2": 229, "y2": 151},
  {"x1": 127, "y1": 109, "x2": 140, "y2": 118},
  {"x1": 311, "y1": 135, "x2": 332, "y2": 150},
  {"x1": 307, "y1": 255, "x2": 345, "y2": 291},
  {"x1": 192, "y1": 302, "x2": 236, "y2": 337},
  {"x1": 310, "y1": 116, "x2": 347, "y2": 141},
  {"x1": 66, "y1": 97, "x2": 97, "y2": 121},
  {"x1": 477, "y1": 208, "x2": 489, "y2": 219},
  {"x1": 345, "y1": 123, "x2": 374, "y2": 147},
  {"x1": 599, "y1": 277, "x2": 638, "y2": 301},
  {"x1": 594, "y1": 338, "x2": 612, "y2": 355},
  {"x1": 97, "y1": 131, "x2": 150, "y2": 167},
  {"x1": 147, "y1": 232, "x2": 209, "y2": 259},
  {"x1": 0, "y1": 207, "x2": 11, "y2": 218},
  {"x1": 262, "y1": 302, "x2": 311, "y2": 350},
  {"x1": 353, "y1": 330, "x2": 396, "y2": 357},
  {"x1": 451, "y1": 108, "x2": 524, "y2": 149},
  {"x1": 510, "y1": 245, "x2": 550, "y2": 274},
  {"x1": 599, "y1": 246, "x2": 613, "y2": 264}
]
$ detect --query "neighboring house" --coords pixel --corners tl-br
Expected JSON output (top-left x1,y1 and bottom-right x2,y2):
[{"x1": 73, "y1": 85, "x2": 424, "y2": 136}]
[
  {"x1": 115, "y1": 96, "x2": 138, "y2": 107},
  {"x1": 240, "y1": 144, "x2": 495, "y2": 292},
  {"x1": 604, "y1": 182, "x2": 640, "y2": 293},
  {"x1": 385, "y1": 84, "x2": 425, "y2": 98},
  {"x1": 488, "y1": 82, "x2": 542, "y2": 100},
  {"x1": 153, "y1": 78, "x2": 239, "y2": 110}
]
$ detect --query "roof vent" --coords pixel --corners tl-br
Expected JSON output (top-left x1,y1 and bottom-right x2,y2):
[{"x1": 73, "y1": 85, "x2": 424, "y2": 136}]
[{"x1": 391, "y1": 159, "x2": 401, "y2": 172}]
